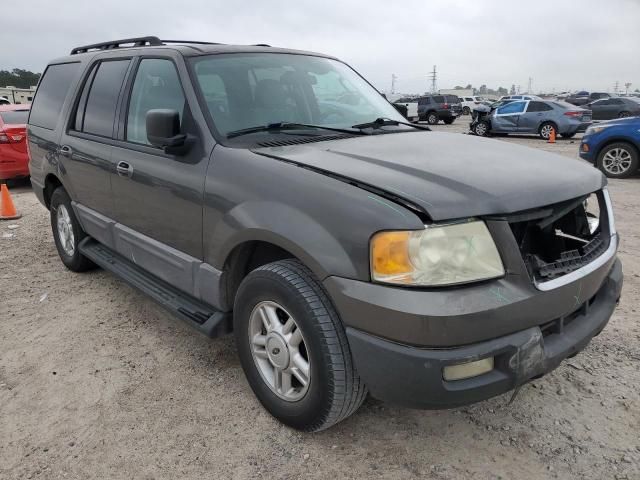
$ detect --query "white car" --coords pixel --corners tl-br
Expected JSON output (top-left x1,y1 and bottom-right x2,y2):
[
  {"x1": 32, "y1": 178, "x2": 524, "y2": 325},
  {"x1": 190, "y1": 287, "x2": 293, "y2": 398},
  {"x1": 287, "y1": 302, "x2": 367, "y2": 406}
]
[
  {"x1": 460, "y1": 96, "x2": 485, "y2": 115},
  {"x1": 392, "y1": 96, "x2": 419, "y2": 122}
]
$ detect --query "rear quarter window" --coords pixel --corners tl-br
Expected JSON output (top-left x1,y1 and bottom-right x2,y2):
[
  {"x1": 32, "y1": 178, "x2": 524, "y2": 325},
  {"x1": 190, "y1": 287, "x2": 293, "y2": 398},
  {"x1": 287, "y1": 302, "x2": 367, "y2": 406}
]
[
  {"x1": 29, "y1": 62, "x2": 80, "y2": 130},
  {"x1": 445, "y1": 95, "x2": 460, "y2": 103}
]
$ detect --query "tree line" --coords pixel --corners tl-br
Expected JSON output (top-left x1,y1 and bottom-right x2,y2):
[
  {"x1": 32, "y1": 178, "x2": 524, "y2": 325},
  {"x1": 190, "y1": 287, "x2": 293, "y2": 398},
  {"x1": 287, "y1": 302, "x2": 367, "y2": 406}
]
[{"x1": 0, "y1": 69, "x2": 41, "y2": 89}]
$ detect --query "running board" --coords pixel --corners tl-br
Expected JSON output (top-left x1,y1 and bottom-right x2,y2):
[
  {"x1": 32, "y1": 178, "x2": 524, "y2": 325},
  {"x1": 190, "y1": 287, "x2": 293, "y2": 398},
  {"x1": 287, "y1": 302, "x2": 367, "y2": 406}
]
[{"x1": 79, "y1": 238, "x2": 232, "y2": 338}]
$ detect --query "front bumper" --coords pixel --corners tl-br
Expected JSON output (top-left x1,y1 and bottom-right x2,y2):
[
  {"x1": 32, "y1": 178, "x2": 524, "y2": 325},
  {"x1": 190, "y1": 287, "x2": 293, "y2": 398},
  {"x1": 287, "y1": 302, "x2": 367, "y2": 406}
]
[{"x1": 344, "y1": 259, "x2": 622, "y2": 409}]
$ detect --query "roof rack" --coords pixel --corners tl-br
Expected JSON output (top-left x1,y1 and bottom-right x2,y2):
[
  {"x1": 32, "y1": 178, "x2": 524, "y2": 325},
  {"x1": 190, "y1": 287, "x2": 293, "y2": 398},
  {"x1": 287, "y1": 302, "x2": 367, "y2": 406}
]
[
  {"x1": 70, "y1": 36, "x2": 223, "y2": 55},
  {"x1": 70, "y1": 36, "x2": 163, "y2": 55}
]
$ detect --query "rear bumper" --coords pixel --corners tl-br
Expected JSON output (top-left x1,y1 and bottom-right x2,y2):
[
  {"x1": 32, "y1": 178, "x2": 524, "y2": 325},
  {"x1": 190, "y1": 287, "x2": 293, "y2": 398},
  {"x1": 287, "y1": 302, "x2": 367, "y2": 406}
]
[
  {"x1": 345, "y1": 259, "x2": 622, "y2": 409},
  {"x1": 565, "y1": 122, "x2": 591, "y2": 134}
]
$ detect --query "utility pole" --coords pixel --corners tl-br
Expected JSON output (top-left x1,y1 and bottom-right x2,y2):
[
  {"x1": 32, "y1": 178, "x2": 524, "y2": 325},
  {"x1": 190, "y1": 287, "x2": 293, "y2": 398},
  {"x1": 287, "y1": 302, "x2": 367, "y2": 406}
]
[
  {"x1": 624, "y1": 82, "x2": 632, "y2": 95},
  {"x1": 391, "y1": 74, "x2": 397, "y2": 94},
  {"x1": 527, "y1": 77, "x2": 533, "y2": 94},
  {"x1": 427, "y1": 65, "x2": 437, "y2": 94},
  {"x1": 614, "y1": 81, "x2": 619, "y2": 94}
]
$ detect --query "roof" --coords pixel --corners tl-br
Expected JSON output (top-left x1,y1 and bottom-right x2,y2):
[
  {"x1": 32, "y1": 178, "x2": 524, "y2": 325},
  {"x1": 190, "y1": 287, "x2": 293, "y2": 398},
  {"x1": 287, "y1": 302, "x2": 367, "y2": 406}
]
[{"x1": 50, "y1": 36, "x2": 335, "y2": 65}]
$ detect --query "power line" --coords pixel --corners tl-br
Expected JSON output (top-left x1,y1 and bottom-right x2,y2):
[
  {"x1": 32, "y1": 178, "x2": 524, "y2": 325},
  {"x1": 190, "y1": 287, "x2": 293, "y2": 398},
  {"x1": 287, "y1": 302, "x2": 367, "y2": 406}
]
[{"x1": 427, "y1": 65, "x2": 437, "y2": 93}]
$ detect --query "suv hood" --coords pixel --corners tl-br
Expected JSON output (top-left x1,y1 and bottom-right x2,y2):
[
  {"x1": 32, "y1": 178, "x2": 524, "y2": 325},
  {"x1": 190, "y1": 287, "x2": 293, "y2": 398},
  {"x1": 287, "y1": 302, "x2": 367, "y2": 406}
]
[{"x1": 254, "y1": 131, "x2": 605, "y2": 221}]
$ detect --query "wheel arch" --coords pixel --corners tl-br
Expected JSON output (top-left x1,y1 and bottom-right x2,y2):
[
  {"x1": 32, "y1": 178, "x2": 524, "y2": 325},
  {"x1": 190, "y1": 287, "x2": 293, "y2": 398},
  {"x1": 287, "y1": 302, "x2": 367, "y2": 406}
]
[{"x1": 43, "y1": 173, "x2": 63, "y2": 210}]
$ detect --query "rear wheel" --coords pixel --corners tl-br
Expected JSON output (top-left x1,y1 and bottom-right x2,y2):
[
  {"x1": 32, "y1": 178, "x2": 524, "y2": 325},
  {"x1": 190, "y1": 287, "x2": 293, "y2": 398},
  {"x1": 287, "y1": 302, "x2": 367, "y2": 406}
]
[
  {"x1": 50, "y1": 188, "x2": 95, "y2": 272},
  {"x1": 234, "y1": 259, "x2": 367, "y2": 432},
  {"x1": 618, "y1": 111, "x2": 631, "y2": 118},
  {"x1": 561, "y1": 132, "x2": 576, "y2": 139},
  {"x1": 462, "y1": 106, "x2": 471, "y2": 115},
  {"x1": 539, "y1": 122, "x2": 557, "y2": 140},
  {"x1": 443, "y1": 118, "x2": 455, "y2": 125},
  {"x1": 596, "y1": 142, "x2": 638, "y2": 178},
  {"x1": 426, "y1": 112, "x2": 439, "y2": 125}
]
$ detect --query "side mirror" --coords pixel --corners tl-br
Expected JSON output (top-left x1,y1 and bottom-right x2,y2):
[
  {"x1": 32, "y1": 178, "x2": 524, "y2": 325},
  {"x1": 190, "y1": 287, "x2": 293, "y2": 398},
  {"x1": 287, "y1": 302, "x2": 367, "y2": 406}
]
[{"x1": 146, "y1": 109, "x2": 187, "y2": 151}]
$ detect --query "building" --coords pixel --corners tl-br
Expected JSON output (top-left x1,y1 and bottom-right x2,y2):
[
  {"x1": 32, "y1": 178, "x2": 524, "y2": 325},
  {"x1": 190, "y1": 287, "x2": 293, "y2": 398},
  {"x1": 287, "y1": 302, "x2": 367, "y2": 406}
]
[
  {"x1": 439, "y1": 88, "x2": 474, "y2": 98},
  {"x1": 0, "y1": 86, "x2": 37, "y2": 104}
]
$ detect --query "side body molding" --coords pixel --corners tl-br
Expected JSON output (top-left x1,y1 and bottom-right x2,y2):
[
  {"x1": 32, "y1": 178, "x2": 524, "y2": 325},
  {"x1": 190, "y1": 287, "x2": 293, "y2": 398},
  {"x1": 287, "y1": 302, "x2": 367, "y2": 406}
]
[{"x1": 72, "y1": 201, "x2": 225, "y2": 310}]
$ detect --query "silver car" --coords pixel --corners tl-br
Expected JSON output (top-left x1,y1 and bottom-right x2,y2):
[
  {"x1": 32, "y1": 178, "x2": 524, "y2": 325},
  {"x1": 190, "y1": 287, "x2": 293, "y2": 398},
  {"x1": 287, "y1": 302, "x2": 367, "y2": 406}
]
[{"x1": 471, "y1": 99, "x2": 592, "y2": 139}]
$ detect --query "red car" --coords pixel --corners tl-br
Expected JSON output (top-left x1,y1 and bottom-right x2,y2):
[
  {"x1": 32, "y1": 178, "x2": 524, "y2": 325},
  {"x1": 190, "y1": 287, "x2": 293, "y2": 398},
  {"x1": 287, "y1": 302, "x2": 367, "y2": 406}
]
[{"x1": 0, "y1": 104, "x2": 30, "y2": 181}]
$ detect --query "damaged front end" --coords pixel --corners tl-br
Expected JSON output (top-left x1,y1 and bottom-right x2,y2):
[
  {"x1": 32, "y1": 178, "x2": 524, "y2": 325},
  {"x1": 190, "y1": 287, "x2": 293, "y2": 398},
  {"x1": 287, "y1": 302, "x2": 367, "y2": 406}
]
[{"x1": 501, "y1": 189, "x2": 616, "y2": 290}]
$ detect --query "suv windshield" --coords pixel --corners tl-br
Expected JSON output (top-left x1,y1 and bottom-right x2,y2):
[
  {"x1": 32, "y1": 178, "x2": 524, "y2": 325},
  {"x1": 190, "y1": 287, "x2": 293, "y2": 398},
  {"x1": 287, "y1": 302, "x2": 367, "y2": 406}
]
[{"x1": 190, "y1": 53, "x2": 404, "y2": 137}]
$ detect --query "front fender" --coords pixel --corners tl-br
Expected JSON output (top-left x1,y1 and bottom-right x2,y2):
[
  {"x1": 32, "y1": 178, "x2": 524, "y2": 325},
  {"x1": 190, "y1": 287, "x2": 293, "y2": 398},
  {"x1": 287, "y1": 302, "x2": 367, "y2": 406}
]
[{"x1": 212, "y1": 200, "x2": 357, "y2": 280}]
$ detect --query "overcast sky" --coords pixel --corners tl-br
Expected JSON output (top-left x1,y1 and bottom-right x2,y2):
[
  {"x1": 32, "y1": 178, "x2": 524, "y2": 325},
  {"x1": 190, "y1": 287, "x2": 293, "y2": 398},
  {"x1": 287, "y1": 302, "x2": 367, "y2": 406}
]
[{"x1": 2, "y1": 0, "x2": 638, "y2": 94}]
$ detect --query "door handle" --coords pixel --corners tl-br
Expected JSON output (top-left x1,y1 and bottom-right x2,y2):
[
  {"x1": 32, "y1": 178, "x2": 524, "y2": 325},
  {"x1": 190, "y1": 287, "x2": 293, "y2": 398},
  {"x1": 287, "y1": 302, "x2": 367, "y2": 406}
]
[
  {"x1": 59, "y1": 145, "x2": 72, "y2": 157},
  {"x1": 116, "y1": 161, "x2": 133, "y2": 178}
]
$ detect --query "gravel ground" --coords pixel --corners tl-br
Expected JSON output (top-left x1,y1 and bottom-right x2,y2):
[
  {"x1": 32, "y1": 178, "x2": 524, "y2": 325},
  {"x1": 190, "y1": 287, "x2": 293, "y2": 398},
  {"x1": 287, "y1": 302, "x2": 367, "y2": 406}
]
[{"x1": 1, "y1": 122, "x2": 639, "y2": 480}]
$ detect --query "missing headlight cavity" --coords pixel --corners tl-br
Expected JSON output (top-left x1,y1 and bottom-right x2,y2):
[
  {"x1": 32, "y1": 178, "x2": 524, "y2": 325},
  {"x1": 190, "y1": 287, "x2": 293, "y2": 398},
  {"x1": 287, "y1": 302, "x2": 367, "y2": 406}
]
[{"x1": 508, "y1": 191, "x2": 610, "y2": 281}]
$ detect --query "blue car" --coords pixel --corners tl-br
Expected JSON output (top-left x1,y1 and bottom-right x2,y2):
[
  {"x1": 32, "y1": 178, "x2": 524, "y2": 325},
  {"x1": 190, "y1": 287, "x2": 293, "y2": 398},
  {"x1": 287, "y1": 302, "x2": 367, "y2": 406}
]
[{"x1": 579, "y1": 117, "x2": 640, "y2": 178}]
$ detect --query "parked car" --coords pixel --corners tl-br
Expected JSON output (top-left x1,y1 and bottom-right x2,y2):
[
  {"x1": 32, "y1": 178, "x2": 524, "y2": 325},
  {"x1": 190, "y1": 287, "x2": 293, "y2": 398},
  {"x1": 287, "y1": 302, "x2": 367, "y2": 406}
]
[
  {"x1": 470, "y1": 100, "x2": 591, "y2": 139},
  {"x1": 29, "y1": 36, "x2": 622, "y2": 432},
  {"x1": 392, "y1": 96, "x2": 419, "y2": 122},
  {"x1": 566, "y1": 91, "x2": 610, "y2": 106},
  {"x1": 498, "y1": 95, "x2": 541, "y2": 102},
  {"x1": 586, "y1": 97, "x2": 640, "y2": 120},
  {"x1": 0, "y1": 104, "x2": 30, "y2": 181},
  {"x1": 417, "y1": 94, "x2": 462, "y2": 124},
  {"x1": 579, "y1": 117, "x2": 640, "y2": 178},
  {"x1": 459, "y1": 95, "x2": 485, "y2": 115}
]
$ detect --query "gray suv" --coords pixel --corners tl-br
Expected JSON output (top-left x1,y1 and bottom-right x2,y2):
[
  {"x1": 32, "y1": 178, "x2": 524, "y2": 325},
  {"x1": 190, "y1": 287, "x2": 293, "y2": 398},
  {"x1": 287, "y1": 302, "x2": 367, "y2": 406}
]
[{"x1": 28, "y1": 37, "x2": 622, "y2": 432}]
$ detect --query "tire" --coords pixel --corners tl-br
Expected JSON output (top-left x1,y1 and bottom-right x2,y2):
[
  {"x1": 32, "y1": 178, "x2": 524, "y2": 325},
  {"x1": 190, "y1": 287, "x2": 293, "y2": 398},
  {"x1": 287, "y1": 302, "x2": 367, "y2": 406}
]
[
  {"x1": 596, "y1": 142, "x2": 639, "y2": 179},
  {"x1": 539, "y1": 122, "x2": 557, "y2": 140},
  {"x1": 443, "y1": 118, "x2": 455, "y2": 125},
  {"x1": 426, "y1": 112, "x2": 439, "y2": 125},
  {"x1": 472, "y1": 120, "x2": 490, "y2": 136},
  {"x1": 234, "y1": 259, "x2": 367, "y2": 432},
  {"x1": 50, "y1": 187, "x2": 95, "y2": 272},
  {"x1": 462, "y1": 106, "x2": 471, "y2": 115},
  {"x1": 618, "y1": 111, "x2": 630, "y2": 118},
  {"x1": 561, "y1": 132, "x2": 576, "y2": 139}
]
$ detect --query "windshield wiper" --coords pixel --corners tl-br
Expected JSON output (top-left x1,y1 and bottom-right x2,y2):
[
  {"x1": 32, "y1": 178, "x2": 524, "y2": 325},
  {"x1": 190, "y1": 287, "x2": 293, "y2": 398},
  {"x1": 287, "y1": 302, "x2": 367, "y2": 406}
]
[
  {"x1": 351, "y1": 117, "x2": 431, "y2": 131},
  {"x1": 226, "y1": 122, "x2": 367, "y2": 139}
]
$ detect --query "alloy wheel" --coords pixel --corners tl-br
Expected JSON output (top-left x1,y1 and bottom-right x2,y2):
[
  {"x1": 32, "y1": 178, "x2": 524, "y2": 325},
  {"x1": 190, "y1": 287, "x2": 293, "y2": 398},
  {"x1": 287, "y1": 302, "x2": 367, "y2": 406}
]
[
  {"x1": 56, "y1": 204, "x2": 75, "y2": 256},
  {"x1": 602, "y1": 147, "x2": 632, "y2": 175},
  {"x1": 540, "y1": 124, "x2": 554, "y2": 139},
  {"x1": 248, "y1": 301, "x2": 310, "y2": 402}
]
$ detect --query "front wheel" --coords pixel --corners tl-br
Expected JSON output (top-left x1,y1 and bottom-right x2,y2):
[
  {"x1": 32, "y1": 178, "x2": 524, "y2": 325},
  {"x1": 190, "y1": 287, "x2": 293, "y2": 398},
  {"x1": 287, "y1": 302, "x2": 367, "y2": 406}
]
[
  {"x1": 618, "y1": 111, "x2": 630, "y2": 118},
  {"x1": 462, "y1": 106, "x2": 471, "y2": 115},
  {"x1": 234, "y1": 259, "x2": 367, "y2": 432},
  {"x1": 426, "y1": 112, "x2": 439, "y2": 125},
  {"x1": 50, "y1": 187, "x2": 95, "y2": 272},
  {"x1": 596, "y1": 142, "x2": 638, "y2": 178},
  {"x1": 472, "y1": 120, "x2": 490, "y2": 136}
]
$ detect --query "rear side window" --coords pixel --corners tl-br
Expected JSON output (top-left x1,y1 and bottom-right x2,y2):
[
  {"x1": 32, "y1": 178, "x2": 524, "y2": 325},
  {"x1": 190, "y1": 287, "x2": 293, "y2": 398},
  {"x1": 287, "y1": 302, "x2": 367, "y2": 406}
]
[
  {"x1": 418, "y1": 97, "x2": 431, "y2": 105},
  {"x1": 526, "y1": 101, "x2": 553, "y2": 112},
  {"x1": 80, "y1": 60, "x2": 130, "y2": 137},
  {"x1": 0, "y1": 110, "x2": 30, "y2": 124},
  {"x1": 126, "y1": 59, "x2": 185, "y2": 145},
  {"x1": 29, "y1": 62, "x2": 80, "y2": 130}
]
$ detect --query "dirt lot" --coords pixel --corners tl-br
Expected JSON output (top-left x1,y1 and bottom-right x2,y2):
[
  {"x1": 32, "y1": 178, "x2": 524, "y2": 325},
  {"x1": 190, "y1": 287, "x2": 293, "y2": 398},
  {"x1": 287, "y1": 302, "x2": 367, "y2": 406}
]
[{"x1": 1, "y1": 122, "x2": 639, "y2": 480}]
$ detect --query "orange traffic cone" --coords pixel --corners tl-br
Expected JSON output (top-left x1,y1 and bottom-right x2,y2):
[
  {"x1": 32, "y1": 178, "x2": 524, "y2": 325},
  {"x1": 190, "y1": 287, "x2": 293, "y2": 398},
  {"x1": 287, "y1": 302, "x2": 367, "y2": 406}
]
[
  {"x1": 0, "y1": 183, "x2": 21, "y2": 220},
  {"x1": 548, "y1": 127, "x2": 556, "y2": 144}
]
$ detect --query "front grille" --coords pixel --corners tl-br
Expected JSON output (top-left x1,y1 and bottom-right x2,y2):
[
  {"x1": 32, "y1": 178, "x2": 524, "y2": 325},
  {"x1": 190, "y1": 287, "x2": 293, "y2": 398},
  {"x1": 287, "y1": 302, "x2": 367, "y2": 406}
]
[{"x1": 507, "y1": 191, "x2": 610, "y2": 283}]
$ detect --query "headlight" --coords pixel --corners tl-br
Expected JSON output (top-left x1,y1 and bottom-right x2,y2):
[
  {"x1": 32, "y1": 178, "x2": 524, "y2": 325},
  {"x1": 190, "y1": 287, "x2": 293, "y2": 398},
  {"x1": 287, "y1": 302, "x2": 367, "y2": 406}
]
[
  {"x1": 584, "y1": 124, "x2": 612, "y2": 136},
  {"x1": 370, "y1": 220, "x2": 504, "y2": 286}
]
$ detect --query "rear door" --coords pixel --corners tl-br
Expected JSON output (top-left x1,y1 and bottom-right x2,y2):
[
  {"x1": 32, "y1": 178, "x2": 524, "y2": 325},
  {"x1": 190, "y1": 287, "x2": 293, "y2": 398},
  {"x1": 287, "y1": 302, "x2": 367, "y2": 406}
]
[
  {"x1": 492, "y1": 100, "x2": 527, "y2": 132},
  {"x1": 518, "y1": 100, "x2": 553, "y2": 133},
  {"x1": 60, "y1": 58, "x2": 132, "y2": 220},
  {"x1": 110, "y1": 55, "x2": 212, "y2": 292}
]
